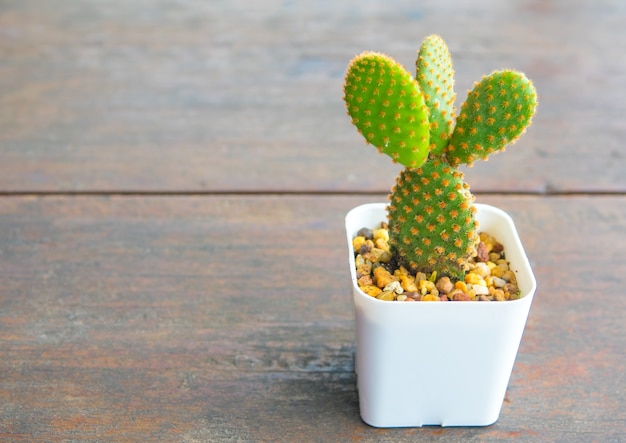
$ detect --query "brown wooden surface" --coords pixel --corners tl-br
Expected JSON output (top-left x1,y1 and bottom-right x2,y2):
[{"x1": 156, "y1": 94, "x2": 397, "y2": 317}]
[
  {"x1": 1, "y1": 0, "x2": 625, "y2": 193},
  {"x1": 1, "y1": 1, "x2": 626, "y2": 442},
  {"x1": 1, "y1": 195, "x2": 625, "y2": 442}
]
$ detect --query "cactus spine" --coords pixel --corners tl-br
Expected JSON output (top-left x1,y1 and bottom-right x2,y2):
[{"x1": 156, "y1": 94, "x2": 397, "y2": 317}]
[
  {"x1": 343, "y1": 35, "x2": 537, "y2": 279},
  {"x1": 416, "y1": 35, "x2": 456, "y2": 155},
  {"x1": 343, "y1": 52, "x2": 431, "y2": 168},
  {"x1": 447, "y1": 70, "x2": 537, "y2": 166},
  {"x1": 388, "y1": 159, "x2": 478, "y2": 278}
]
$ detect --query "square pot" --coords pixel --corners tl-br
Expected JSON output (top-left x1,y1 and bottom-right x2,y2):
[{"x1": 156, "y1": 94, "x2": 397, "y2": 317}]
[{"x1": 345, "y1": 203, "x2": 536, "y2": 427}]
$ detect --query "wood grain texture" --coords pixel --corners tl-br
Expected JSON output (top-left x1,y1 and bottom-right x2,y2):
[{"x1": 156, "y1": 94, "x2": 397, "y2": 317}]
[
  {"x1": 1, "y1": 195, "x2": 624, "y2": 442},
  {"x1": 2, "y1": 1, "x2": 624, "y2": 441},
  {"x1": 1, "y1": 0, "x2": 625, "y2": 193}
]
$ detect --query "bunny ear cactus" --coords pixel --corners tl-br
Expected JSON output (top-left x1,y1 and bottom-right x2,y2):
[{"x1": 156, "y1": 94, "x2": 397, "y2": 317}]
[
  {"x1": 447, "y1": 70, "x2": 537, "y2": 166},
  {"x1": 415, "y1": 34, "x2": 456, "y2": 155},
  {"x1": 343, "y1": 52, "x2": 431, "y2": 168},
  {"x1": 343, "y1": 35, "x2": 538, "y2": 280},
  {"x1": 388, "y1": 159, "x2": 478, "y2": 278}
]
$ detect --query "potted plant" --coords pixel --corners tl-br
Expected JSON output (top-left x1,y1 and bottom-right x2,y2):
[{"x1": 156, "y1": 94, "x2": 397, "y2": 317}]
[{"x1": 342, "y1": 35, "x2": 538, "y2": 427}]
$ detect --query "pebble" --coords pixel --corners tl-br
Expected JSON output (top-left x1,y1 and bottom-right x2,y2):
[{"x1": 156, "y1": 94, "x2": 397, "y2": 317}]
[
  {"x1": 376, "y1": 290, "x2": 395, "y2": 301},
  {"x1": 473, "y1": 262, "x2": 491, "y2": 278},
  {"x1": 373, "y1": 266, "x2": 396, "y2": 288},
  {"x1": 357, "y1": 227, "x2": 373, "y2": 239},
  {"x1": 453, "y1": 292, "x2": 472, "y2": 301},
  {"x1": 353, "y1": 224, "x2": 520, "y2": 302},
  {"x1": 436, "y1": 276, "x2": 454, "y2": 294},
  {"x1": 476, "y1": 241, "x2": 489, "y2": 262},
  {"x1": 383, "y1": 281, "x2": 404, "y2": 294},
  {"x1": 492, "y1": 276, "x2": 506, "y2": 288},
  {"x1": 472, "y1": 284, "x2": 490, "y2": 296},
  {"x1": 501, "y1": 270, "x2": 515, "y2": 282}
]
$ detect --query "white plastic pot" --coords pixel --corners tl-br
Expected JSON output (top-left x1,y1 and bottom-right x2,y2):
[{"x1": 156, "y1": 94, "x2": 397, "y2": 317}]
[{"x1": 345, "y1": 203, "x2": 536, "y2": 427}]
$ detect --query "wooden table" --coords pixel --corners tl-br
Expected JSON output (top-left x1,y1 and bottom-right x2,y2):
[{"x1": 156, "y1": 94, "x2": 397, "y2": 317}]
[{"x1": 1, "y1": 1, "x2": 624, "y2": 441}]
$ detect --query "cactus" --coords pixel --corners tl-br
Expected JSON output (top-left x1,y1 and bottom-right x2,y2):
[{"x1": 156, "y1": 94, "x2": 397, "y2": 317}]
[
  {"x1": 343, "y1": 52, "x2": 431, "y2": 168},
  {"x1": 343, "y1": 35, "x2": 537, "y2": 280},
  {"x1": 387, "y1": 159, "x2": 478, "y2": 278},
  {"x1": 447, "y1": 70, "x2": 537, "y2": 166},
  {"x1": 415, "y1": 35, "x2": 456, "y2": 155}
]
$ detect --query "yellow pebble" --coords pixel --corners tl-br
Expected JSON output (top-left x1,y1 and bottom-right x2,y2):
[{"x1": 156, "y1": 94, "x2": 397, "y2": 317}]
[
  {"x1": 394, "y1": 266, "x2": 410, "y2": 277},
  {"x1": 479, "y1": 232, "x2": 495, "y2": 252},
  {"x1": 418, "y1": 279, "x2": 436, "y2": 295},
  {"x1": 466, "y1": 288, "x2": 477, "y2": 300},
  {"x1": 360, "y1": 285, "x2": 382, "y2": 298},
  {"x1": 490, "y1": 266, "x2": 503, "y2": 278},
  {"x1": 422, "y1": 294, "x2": 440, "y2": 302},
  {"x1": 375, "y1": 238, "x2": 390, "y2": 251},
  {"x1": 479, "y1": 232, "x2": 491, "y2": 243},
  {"x1": 373, "y1": 266, "x2": 397, "y2": 289},
  {"x1": 376, "y1": 290, "x2": 396, "y2": 301},
  {"x1": 363, "y1": 248, "x2": 390, "y2": 263},
  {"x1": 465, "y1": 273, "x2": 485, "y2": 286},
  {"x1": 399, "y1": 274, "x2": 418, "y2": 292},
  {"x1": 493, "y1": 289, "x2": 506, "y2": 301},
  {"x1": 473, "y1": 262, "x2": 490, "y2": 278},
  {"x1": 497, "y1": 262, "x2": 509, "y2": 273},
  {"x1": 373, "y1": 228, "x2": 389, "y2": 242},
  {"x1": 455, "y1": 281, "x2": 468, "y2": 292},
  {"x1": 353, "y1": 236, "x2": 366, "y2": 253}
]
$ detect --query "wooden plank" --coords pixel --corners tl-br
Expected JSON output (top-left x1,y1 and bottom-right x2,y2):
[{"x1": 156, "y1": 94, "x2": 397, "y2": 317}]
[
  {"x1": 1, "y1": 0, "x2": 624, "y2": 193},
  {"x1": 0, "y1": 195, "x2": 624, "y2": 441}
]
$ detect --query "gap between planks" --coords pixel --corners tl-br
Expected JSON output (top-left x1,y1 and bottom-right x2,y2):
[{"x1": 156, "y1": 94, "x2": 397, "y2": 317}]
[{"x1": 0, "y1": 190, "x2": 624, "y2": 198}]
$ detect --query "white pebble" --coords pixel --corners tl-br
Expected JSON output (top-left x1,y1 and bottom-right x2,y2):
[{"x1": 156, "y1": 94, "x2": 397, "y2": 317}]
[
  {"x1": 492, "y1": 276, "x2": 506, "y2": 288},
  {"x1": 474, "y1": 262, "x2": 490, "y2": 278},
  {"x1": 473, "y1": 285, "x2": 490, "y2": 296},
  {"x1": 384, "y1": 281, "x2": 404, "y2": 294}
]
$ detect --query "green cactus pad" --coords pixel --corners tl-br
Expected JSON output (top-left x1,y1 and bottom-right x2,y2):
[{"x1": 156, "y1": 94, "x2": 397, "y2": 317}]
[
  {"x1": 343, "y1": 36, "x2": 538, "y2": 284},
  {"x1": 388, "y1": 159, "x2": 479, "y2": 279},
  {"x1": 416, "y1": 35, "x2": 456, "y2": 155},
  {"x1": 343, "y1": 52, "x2": 431, "y2": 168},
  {"x1": 447, "y1": 70, "x2": 538, "y2": 166}
]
